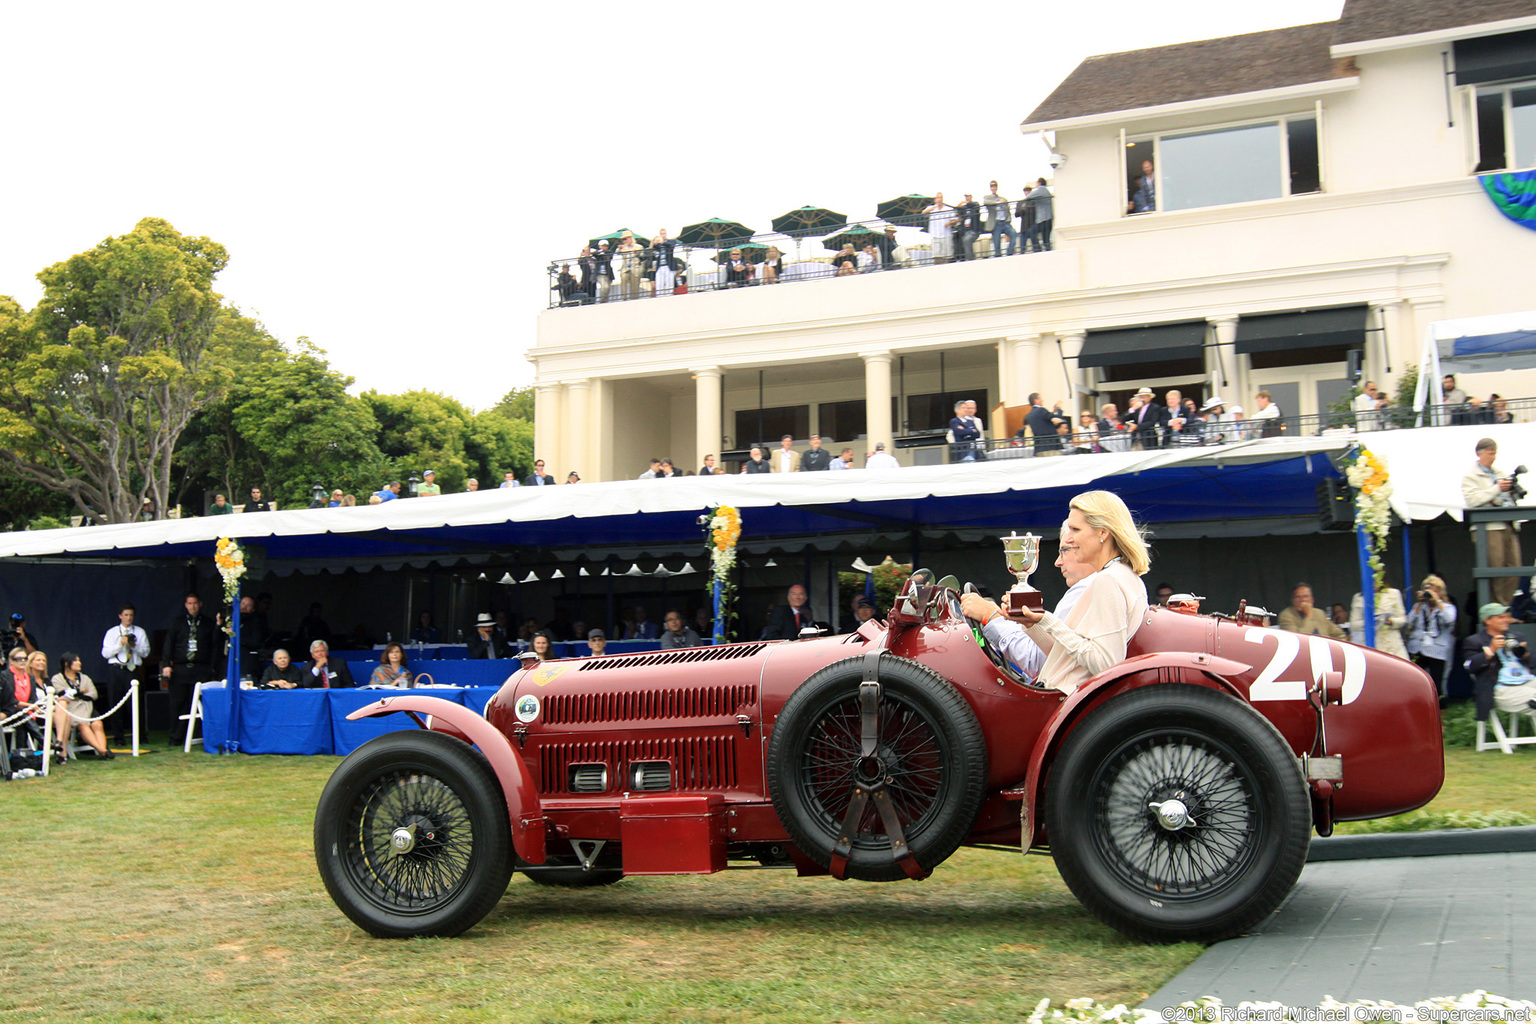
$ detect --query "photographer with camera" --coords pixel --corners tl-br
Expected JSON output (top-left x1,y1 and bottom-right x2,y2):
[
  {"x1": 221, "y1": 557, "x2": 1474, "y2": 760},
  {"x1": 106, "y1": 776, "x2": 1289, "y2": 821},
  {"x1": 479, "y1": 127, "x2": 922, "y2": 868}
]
[
  {"x1": 1464, "y1": 602, "x2": 1536, "y2": 721},
  {"x1": 0, "y1": 612, "x2": 40, "y2": 659},
  {"x1": 1406, "y1": 575, "x2": 1458, "y2": 698},
  {"x1": 1462, "y1": 437, "x2": 1526, "y2": 605}
]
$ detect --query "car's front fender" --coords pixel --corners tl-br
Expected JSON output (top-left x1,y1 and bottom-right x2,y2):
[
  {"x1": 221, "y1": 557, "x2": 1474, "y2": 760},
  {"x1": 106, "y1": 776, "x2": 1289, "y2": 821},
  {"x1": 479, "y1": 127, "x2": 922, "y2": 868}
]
[
  {"x1": 346, "y1": 694, "x2": 546, "y2": 864},
  {"x1": 1020, "y1": 652, "x2": 1249, "y2": 846}
]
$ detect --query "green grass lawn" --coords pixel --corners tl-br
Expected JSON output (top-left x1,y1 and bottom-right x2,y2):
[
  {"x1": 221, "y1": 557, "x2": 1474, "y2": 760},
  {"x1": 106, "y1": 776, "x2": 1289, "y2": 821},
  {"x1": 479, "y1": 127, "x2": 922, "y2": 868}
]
[{"x1": 2, "y1": 721, "x2": 1531, "y2": 1024}]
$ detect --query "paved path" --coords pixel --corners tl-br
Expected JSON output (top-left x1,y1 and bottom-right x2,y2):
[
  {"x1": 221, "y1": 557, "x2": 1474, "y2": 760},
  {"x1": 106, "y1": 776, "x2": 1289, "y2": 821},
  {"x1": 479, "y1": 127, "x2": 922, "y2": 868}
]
[{"x1": 1143, "y1": 830, "x2": 1536, "y2": 1009}]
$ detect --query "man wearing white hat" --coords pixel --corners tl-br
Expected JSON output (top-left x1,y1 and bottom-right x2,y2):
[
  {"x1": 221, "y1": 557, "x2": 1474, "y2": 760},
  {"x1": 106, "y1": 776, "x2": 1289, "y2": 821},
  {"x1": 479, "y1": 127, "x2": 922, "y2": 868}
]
[{"x1": 467, "y1": 613, "x2": 509, "y2": 659}]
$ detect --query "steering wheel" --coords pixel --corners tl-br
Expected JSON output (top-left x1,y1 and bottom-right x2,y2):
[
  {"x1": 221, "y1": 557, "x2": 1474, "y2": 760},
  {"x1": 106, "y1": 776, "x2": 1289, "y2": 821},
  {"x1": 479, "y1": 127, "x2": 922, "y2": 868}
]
[{"x1": 962, "y1": 583, "x2": 1013, "y2": 673}]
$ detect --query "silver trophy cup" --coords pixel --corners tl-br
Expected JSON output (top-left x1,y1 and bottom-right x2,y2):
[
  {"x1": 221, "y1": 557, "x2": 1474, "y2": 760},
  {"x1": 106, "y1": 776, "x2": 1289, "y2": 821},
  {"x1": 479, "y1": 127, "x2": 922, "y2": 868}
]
[{"x1": 1001, "y1": 531, "x2": 1043, "y2": 614}]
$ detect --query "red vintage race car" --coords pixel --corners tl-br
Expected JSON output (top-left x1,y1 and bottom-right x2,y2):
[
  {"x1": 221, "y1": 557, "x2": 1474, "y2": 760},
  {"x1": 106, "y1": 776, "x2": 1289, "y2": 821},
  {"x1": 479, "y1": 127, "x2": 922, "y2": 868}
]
[{"x1": 314, "y1": 570, "x2": 1443, "y2": 944}]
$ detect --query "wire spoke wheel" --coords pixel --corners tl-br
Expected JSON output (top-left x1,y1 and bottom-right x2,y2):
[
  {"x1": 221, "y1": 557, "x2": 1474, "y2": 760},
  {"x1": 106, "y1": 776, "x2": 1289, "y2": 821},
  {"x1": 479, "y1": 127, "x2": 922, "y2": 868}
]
[
  {"x1": 1047, "y1": 685, "x2": 1309, "y2": 944},
  {"x1": 1090, "y1": 731, "x2": 1260, "y2": 901},
  {"x1": 315, "y1": 731, "x2": 512, "y2": 937},
  {"x1": 346, "y1": 770, "x2": 476, "y2": 911}
]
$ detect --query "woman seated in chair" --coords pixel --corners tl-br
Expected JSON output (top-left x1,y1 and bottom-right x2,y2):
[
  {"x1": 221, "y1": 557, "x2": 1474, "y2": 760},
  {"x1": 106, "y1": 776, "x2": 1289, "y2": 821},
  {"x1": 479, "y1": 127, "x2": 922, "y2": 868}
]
[
  {"x1": 3, "y1": 646, "x2": 47, "y2": 759},
  {"x1": 369, "y1": 642, "x2": 414, "y2": 688},
  {"x1": 50, "y1": 652, "x2": 110, "y2": 759},
  {"x1": 258, "y1": 648, "x2": 305, "y2": 689},
  {"x1": 23, "y1": 651, "x2": 65, "y2": 760},
  {"x1": 960, "y1": 490, "x2": 1150, "y2": 694}
]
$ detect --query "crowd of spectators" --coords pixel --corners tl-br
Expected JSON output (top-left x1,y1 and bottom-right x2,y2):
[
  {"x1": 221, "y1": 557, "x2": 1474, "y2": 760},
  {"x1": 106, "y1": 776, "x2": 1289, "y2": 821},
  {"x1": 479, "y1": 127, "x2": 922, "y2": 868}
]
[{"x1": 551, "y1": 179, "x2": 1057, "y2": 307}]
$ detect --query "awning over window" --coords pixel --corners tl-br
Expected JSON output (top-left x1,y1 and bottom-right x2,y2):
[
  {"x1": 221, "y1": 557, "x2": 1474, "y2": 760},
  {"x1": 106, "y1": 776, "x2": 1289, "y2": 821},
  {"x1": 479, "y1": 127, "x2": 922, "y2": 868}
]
[
  {"x1": 1454, "y1": 30, "x2": 1536, "y2": 87},
  {"x1": 1234, "y1": 305, "x2": 1367, "y2": 355},
  {"x1": 1433, "y1": 310, "x2": 1536, "y2": 373},
  {"x1": 1077, "y1": 320, "x2": 1206, "y2": 368}
]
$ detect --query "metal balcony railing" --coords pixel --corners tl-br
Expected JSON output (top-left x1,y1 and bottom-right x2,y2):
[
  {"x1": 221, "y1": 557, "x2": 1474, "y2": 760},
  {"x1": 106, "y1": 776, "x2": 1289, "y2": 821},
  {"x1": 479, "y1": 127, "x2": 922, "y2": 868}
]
[{"x1": 546, "y1": 213, "x2": 1052, "y2": 309}]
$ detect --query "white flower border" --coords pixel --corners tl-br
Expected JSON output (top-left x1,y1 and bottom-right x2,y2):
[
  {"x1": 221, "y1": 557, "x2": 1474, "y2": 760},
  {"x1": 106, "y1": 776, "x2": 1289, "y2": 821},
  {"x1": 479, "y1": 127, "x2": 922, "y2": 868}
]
[{"x1": 1031, "y1": 992, "x2": 1532, "y2": 1023}]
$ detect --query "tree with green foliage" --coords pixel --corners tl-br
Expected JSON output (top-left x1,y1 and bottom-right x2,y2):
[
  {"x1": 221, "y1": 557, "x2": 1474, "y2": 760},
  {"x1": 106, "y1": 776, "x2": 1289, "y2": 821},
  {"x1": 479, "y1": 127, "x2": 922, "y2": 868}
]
[
  {"x1": 0, "y1": 218, "x2": 229, "y2": 523},
  {"x1": 494, "y1": 385, "x2": 535, "y2": 423},
  {"x1": 176, "y1": 315, "x2": 387, "y2": 510},
  {"x1": 362, "y1": 390, "x2": 478, "y2": 493},
  {"x1": 465, "y1": 410, "x2": 534, "y2": 487}
]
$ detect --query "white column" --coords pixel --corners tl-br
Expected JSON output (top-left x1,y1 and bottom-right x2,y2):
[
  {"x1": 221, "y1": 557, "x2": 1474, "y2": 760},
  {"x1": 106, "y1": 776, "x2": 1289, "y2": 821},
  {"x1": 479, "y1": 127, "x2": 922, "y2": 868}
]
[
  {"x1": 563, "y1": 379, "x2": 591, "y2": 480},
  {"x1": 1008, "y1": 334, "x2": 1042, "y2": 409},
  {"x1": 534, "y1": 383, "x2": 563, "y2": 476},
  {"x1": 1057, "y1": 330, "x2": 1086, "y2": 419},
  {"x1": 1207, "y1": 316, "x2": 1239, "y2": 401},
  {"x1": 692, "y1": 366, "x2": 723, "y2": 473},
  {"x1": 862, "y1": 351, "x2": 894, "y2": 452}
]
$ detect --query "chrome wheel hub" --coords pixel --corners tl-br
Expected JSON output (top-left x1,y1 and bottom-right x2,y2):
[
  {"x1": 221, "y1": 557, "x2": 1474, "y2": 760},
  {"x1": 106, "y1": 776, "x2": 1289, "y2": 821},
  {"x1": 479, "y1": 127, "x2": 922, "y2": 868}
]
[{"x1": 1149, "y1": 797, "x2": 1196, "y2": 831}]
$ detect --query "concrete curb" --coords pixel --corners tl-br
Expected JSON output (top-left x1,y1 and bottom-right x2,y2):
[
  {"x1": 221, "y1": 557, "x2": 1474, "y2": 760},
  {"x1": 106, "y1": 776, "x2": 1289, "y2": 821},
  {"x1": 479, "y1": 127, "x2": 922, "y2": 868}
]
[{"x1": 1306, "y1": 824, "x2": 1536, "y2": 861}]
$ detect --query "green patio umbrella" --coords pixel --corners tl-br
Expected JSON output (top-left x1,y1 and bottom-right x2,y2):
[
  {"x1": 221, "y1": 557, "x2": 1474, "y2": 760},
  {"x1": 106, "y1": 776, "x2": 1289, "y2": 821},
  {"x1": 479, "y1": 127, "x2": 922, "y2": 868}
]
[
  {"x1": 769, "y1": 206, "x2": 848, "y2": 237},
  {"x1": 823, "y1": 224, "x2": 886, "y2": 252},
  {"x1": 677, "y1": 217, "x2": 755, "y2": 247},
  {"x1": 875, "y1": 194, "x2": 934, "y2": 229},
  {"x1": 588, "y1": 228, "x2": 650, "y2": 249}
]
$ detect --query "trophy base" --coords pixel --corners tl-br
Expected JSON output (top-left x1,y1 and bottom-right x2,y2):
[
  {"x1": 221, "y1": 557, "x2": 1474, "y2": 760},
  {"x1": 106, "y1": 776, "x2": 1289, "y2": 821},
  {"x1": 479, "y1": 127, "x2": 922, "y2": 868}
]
[{"x1": 1005, "y1": 589, "x2": 1043, "y2": 615}]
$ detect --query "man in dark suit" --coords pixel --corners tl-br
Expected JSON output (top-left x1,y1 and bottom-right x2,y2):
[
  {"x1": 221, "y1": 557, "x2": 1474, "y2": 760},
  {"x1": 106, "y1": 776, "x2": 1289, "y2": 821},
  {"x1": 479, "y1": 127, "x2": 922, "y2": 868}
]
[
  {"x1": 160, "y1": 592, "x2": 220, "y2": 747},
  {"x1": 953, "y1": 193, "x2": 983, "y2": 260},
  {"x1": 243, "y1": 486, "x2": 272, "y2": 513},
  {"x1": 948, "y1": 399, "x2": 987, "y2": 462},
  {"x1": 801, "y1": 434, "x2": 832, "y2": 471},
  {"x1": 300, "y1": 640, "x2": 354, "y2": 688},
  {"x1": 1022, "y1": 393, "x2": 1061, "y2": 454},
  {"x1": 467, "y1": 613, "x2": 510, "y2": 659},
  {"x1": 524, "y1": 459, "x2": 556, "y2": 487},
  {"x1": 765, "y1": 585, "x2": 815, "y2": 640},
  {"x1": 1128, "y1": 387, "x2": 1165, "y2": 449}
]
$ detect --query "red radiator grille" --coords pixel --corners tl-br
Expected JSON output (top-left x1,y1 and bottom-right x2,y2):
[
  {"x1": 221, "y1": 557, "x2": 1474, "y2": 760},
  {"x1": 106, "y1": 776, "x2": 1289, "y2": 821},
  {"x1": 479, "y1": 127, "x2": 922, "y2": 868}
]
[
  {"x1": 538, "y1": 735, "x2": 739, "y2": 793},
  {"x1": 543, "y1": 684, "x2": 758, "y2": 725}
]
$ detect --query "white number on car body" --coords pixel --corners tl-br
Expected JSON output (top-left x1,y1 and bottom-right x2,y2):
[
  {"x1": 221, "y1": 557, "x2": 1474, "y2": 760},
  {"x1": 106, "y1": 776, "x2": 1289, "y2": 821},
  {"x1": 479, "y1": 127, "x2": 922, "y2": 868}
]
[{"x1": 1243, "y1": 628, "x2": 1365, "y2": 705}]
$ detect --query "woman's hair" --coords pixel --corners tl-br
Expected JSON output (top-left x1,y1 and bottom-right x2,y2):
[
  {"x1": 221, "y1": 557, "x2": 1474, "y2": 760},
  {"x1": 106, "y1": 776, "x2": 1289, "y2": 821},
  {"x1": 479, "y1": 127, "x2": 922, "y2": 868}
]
[
  {"x1": 26, "y1": 650, "x2": 48, "y2": 674},
  {"x1": 58, "y1": 651, "x2": 80, "y2": 674},
  {"x1": 1420, "y1": 574, "x2": 1446, "y2": 594},
  {"x1": 379, "y1": 641, "x2": 407, "y2": 666},
  {"x1": 1070, "y1": 489, "x2": 1151, "y2": 576},
  {"x1": 7, "y1": 646, "x2": 25, "y2": 664}
]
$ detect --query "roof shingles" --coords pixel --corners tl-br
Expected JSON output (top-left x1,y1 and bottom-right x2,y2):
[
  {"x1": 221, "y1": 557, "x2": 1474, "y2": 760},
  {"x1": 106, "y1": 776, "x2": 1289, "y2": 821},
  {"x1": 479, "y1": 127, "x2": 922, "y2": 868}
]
[
  {"x1": 1332, "y1": 0, "x2": 1536, "y2": 46},
  {"x1": 1023, "y1": 22, "x2": 1353, "y2": 128}
]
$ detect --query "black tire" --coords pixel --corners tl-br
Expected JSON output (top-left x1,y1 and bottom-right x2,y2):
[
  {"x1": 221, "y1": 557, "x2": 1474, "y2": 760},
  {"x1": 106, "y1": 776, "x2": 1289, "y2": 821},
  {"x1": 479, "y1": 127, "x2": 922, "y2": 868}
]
[
  {"x1": 767, "y1": 655, "x2": 987, "y2": 881},
  {"x1": 1046, "y1": 684, "x2": 1310, "y2": 944},
  {"x1": 314, "y1": 731, "x2": 513, "y2": 938}
]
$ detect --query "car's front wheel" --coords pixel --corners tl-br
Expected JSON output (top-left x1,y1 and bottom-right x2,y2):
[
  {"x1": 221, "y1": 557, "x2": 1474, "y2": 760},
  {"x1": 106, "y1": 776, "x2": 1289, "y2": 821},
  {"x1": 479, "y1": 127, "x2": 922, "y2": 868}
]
[
  {"x1": 314, "y1": 731, "x2": 513, "y2": 937},
  {"x1": 1046, "y1": 684, "x2": 1310, "y2": 944}
]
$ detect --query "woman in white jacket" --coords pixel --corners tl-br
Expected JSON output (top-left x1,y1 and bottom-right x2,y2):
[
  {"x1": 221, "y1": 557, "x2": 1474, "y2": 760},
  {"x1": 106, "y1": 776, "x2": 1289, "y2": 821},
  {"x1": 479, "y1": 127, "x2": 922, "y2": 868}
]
[{"x1": 1350, "y1": 586, "x2": 1408, "y2": 660}]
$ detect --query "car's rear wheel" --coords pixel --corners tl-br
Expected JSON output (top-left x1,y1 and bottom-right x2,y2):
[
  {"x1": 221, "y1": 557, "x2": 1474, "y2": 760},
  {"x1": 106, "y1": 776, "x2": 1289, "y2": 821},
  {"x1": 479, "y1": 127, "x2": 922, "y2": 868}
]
[
  {"x1": 314, "y1": 731, "x2": 512, "y2": 937},
  {"x1": 1046, "y1": 684, "x2": 1309, "y2": 944},
  {"x1": 767, "y1": 655, "x2": 987, "y2": 881}
]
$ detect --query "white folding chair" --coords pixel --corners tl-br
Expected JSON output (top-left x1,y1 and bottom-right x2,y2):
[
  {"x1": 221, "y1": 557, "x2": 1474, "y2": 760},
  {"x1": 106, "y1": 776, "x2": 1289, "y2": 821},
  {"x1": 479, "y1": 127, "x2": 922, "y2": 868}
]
[
  {"x1": 1476, "y1": 707, "x2": 1536, "y2": 754},
  {"x1": 181, "y1": 681, "x2": 207, "y2": 753}
]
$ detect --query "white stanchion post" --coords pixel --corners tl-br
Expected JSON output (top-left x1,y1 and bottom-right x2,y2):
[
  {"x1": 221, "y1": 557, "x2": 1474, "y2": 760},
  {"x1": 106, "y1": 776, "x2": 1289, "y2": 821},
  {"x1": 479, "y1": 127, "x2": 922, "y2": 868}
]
[
  {"x1": 131, "y1": 678, "x2": 140, "y2": 757},
  {"x1": 41, "y1": 694, "x2": 54, "y2": 776}
]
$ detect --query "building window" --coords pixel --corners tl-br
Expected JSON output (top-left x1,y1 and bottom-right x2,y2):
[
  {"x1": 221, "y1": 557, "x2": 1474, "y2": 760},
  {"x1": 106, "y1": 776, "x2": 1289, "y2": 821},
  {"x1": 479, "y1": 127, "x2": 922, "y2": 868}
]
[
  {"x1": 1125, "y1": 115, "x2": 1321, "y2": 215},
  {"x1": 1474, "y1": 83, "x2": 1536, "y2": 172},
  {"x1": 734, "y1": 406, "x2": 809, "y2": 447},
  {"x1": 817, "y1": 400, "x2": 866, "y2": 441},
  {"x1": 905, "y1": 390, "x2": 988, "y2": 433}
]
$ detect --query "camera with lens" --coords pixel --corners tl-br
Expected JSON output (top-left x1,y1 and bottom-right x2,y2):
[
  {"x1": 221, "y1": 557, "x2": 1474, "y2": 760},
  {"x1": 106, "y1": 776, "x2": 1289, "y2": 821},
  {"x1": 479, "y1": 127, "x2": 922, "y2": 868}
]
[
  {"x1": 0, "y1": 612, "x2": 22, "y2": 653},
  {"x1": 1507, "y1": 465, "x2": 1528, "y2": 503}
]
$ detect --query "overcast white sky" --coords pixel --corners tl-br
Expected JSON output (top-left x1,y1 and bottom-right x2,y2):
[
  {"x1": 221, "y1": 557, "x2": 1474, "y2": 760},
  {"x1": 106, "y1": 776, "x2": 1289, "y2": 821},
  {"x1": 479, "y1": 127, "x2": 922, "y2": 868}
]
[{"x1": 1, "y1": 0, "x2": 1344, "y2": 412}]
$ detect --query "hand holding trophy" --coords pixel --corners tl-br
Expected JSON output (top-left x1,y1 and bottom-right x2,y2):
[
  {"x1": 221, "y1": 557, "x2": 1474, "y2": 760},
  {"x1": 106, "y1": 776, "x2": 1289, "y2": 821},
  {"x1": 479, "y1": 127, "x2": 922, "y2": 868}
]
[{"x1": 1001, "y1": 531, "x2": 1043, "y2": 615}]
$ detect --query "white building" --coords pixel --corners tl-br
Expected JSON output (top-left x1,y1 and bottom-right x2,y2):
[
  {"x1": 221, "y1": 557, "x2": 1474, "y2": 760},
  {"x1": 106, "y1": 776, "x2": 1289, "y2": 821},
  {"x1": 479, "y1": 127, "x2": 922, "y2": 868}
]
[{"x1": 531, "y1": 0, "x2": 1536, "y2": 482}]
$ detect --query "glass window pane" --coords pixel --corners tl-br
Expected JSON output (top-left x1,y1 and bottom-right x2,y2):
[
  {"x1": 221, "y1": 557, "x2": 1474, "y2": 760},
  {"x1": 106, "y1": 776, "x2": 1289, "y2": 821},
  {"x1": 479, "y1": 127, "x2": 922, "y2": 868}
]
[
  {"x1": 1286, "y1": 117, "x2": 1320, "y2": 194},
  {"x1": 1161, "y1": 123, "x2": 1282, "y2": 211},
  {"x1": 1125, "y1": 139, "x2": 1156, "y2": 214},
  {"x1": 1475, "y1": 90, "x2": 1508, "y2": 171},
  {"x1": 1512, "y1": 86, "x2": 1536, "y2": 169}
]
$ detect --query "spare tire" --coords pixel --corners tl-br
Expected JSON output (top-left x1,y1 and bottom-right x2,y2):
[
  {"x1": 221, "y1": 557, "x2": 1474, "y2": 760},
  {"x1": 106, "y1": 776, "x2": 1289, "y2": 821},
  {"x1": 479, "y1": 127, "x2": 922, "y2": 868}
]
[
  {"x1": 1046, "y1": 683, "x2": 1310, "y2": 944},
  {"x1": 767, "y1": 654, "x2": 987, "y2": 881}
]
